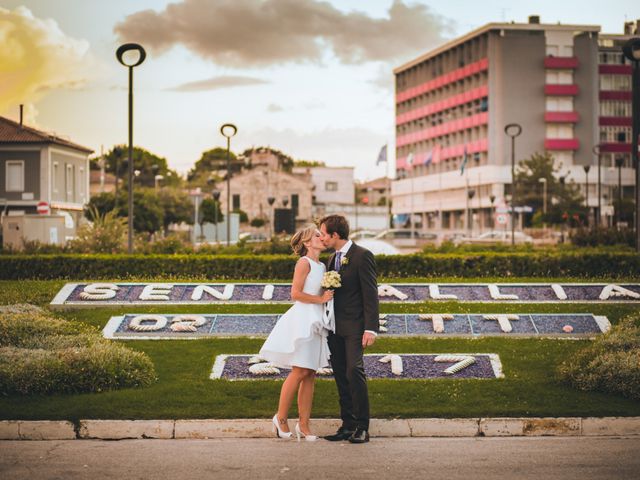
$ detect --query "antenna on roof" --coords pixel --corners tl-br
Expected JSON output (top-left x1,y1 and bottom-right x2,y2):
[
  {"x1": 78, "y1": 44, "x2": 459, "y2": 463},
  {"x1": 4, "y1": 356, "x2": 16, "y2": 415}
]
[{"x1": 19, "y1": 104, "x2": 23, "y2": 129}]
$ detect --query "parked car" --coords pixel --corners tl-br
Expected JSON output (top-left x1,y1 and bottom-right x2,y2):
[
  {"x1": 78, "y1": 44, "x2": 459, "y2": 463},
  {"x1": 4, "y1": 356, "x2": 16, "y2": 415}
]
[
  {"x1": 374, "y1": 229, "x2": 438, "y2": 241},
  {"x1": 454, "y1": 230, "x2": 533, "y2": 245},
  {"x1": 356, "y1": 239, "x2": 401, "y2": 255},
  {"x1": 350, "y1": 230, "x2": 378, "y2": 241},
  {"x1": 238, "y1": 232, "x2": 268, "y2": 243}
]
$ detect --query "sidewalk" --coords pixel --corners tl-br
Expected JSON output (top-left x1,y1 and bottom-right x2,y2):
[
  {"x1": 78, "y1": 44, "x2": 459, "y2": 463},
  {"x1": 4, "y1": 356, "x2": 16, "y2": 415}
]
[{"x1": 2, "y1": 417, "x2": 639, "y2": 440}]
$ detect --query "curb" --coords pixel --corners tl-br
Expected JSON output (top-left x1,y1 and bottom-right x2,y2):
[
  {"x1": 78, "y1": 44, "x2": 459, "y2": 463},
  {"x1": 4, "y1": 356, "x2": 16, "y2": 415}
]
[{"x1": 1, "y1": 417, "x2": 639, "y2": 440}]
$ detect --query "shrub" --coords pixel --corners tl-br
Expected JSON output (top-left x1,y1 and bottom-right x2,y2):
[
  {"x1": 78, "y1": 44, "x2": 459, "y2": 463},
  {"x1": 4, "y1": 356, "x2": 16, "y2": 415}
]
[
  {"x1": 250, "y1": 218, "x2": 266, "y2": 227},
  {"x1": 0, "y1": 307, "x2": 156, "y2": 395},
  {"x1": 1, "y1": 251, "x2": 639, "y2": 280},
  {"x1": 570, "y1": 227, "x2": 635, "y2": 248},
  {"x1": 0, "y1": 343, "x2": 156, "y2": 395},
  {"x1": 69, "y1": 206, "x2": 127, "y2": 253},
  {"x1": 557, "y1": 313, "x2": 640, "y2": 400}
]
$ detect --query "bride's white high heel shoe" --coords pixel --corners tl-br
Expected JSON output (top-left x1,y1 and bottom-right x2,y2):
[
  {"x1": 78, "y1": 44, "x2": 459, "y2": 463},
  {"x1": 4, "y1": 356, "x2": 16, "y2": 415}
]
[
  {"x1": 272, "y1": 414, "x2": 292, "y2": 439},
  {"x1": 295, "y1": 423, "x2": 317, "y2": 442}
]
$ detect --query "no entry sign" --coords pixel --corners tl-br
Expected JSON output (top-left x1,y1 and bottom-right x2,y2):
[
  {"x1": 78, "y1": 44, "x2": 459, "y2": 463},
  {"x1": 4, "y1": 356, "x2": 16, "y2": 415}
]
[{"x1": 36, "y1": 201, "x2": 50, "y2": 215}]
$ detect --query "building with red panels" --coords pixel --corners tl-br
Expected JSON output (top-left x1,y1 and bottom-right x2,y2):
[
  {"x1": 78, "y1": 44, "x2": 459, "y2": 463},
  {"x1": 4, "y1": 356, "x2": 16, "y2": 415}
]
[
  {"x1": 597, "y1": 23, "x2": 637, "y2": 219},
  {"x1": 391, "y1": 16, "x2": 636, "y2": 233}
]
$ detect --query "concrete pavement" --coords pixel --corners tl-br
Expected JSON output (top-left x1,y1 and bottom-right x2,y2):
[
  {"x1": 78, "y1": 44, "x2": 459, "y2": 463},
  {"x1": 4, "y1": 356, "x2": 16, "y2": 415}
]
[{"x1": 1, "y1": 437, "x2": 639, "y2": 480}]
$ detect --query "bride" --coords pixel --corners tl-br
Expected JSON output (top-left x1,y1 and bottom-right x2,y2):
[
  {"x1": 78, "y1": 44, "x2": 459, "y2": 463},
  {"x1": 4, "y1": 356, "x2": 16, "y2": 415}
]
[{"x1": 259, "y1": 225, "x2": 334, "y2": 441}]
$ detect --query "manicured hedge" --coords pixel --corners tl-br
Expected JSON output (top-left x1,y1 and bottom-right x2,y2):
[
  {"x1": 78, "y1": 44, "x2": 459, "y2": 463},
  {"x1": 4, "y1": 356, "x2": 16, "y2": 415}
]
[
  {"x1": 0, "y1": 252, "x2": 639, "y2": 280},
  {"x1": 0, "y1": 305, "x2": 156, "y2": 395},
  {"x1": 558, "y1": 312, "x2": 640, "y2": 400}
]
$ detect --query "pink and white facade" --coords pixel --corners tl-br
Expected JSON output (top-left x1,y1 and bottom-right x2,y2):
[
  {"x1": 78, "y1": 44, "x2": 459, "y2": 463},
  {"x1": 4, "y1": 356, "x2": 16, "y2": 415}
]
[{"x1": 391, "y1": 17, "x2": 637, "y2": 232}]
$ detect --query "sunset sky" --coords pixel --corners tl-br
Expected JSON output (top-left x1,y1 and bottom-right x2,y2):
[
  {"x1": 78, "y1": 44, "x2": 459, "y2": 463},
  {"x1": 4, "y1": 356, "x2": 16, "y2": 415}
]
[{"x1": 1, "y1": 0, "x2": 636, "y2": 180}]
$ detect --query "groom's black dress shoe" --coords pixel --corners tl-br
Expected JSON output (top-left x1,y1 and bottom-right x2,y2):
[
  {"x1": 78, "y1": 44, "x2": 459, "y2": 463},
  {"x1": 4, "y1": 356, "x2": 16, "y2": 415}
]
[
  {"x1": 324, "y1": 426, "x2": 356, "y2": 441},
  {"x1": 348, "y1": 428, "x2": 370, "y2": 443}
]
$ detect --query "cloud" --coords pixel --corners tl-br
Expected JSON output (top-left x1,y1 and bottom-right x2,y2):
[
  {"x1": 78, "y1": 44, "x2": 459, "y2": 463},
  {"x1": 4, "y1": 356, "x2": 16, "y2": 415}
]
[
  {"x1": 168, "y1": 75, "x2": 269, "y2": 92},
  {"x1": 114, "y1": 0, "x2": 452, "y2": 67},
  {"x1": 267, "y1": 103, "x2": 284, "y2": 113},
  {"x1": 0, "y1": 6, "x2": 97, "y2": 122}
]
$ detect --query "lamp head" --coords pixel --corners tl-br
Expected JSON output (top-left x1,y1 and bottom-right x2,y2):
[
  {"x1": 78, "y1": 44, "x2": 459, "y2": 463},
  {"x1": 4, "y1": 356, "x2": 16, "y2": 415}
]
[
  {"x1": 220, "y1": 123, "x2": 238, "y2": 138},
  {"x1": 116, "y1": 43, "x2": 146, "y2": 67}
]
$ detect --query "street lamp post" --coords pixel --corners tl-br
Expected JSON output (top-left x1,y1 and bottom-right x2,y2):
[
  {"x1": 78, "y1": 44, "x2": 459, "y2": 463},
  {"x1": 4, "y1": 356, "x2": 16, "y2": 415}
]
[
  {"x1": 220, "y1": 123, "x2": 237, "y2": 246},
  {"x1": 559, "y1": 175, "x2": 567, "y2": 243},
  {"x1": 504, "y1": 123, "x2": 522, "y2": 246},
  {"x1": 213, "y1": 189, "x2": 221, "y2": 244},
  {"x1": 592, "y1": 144, "x2": 602, "y2": 227},
  {"x1": 615, "y1": 156, "x2": 624, "y2": 228},
  {"x1": 622, "y1": 38, "x2": 640, "y2": 250},
  {"x1": 467, "y1": 188, "x2": 476, "y2": 237},
  {"x1": 489, "y1": 194, "x2": 496, "y2": 229},
  {"x1": 267, "y1": 196, "x2": 275, "y2": 239},
  {"x1": 538, "y1": 178, "x2": 547, "y2": 234},
  {"x1": 583, "y1": 165, "x2": 591, "y2": 227},
  {"x1": 116, "y1": 43, "x2": 146, "y2": 254}
]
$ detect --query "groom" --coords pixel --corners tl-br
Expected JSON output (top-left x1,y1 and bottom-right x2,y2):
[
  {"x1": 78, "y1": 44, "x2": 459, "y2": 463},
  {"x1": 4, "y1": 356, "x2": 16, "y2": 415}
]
[{"x1": 319, "y1": 214, "x2": 379, "y2": 443}]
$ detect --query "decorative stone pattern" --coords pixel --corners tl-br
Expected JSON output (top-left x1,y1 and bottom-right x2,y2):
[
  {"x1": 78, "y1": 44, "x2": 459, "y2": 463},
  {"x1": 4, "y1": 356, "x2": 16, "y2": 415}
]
[
  {"x1": 52, "y1": 282, "x2": 640, "y2": 307},
  {"x1": 103, "y1": 313, "x2": 610, "y2": 339},
  {"x1": 210, "y1": 354, "x2": 503, "y2": 380}
]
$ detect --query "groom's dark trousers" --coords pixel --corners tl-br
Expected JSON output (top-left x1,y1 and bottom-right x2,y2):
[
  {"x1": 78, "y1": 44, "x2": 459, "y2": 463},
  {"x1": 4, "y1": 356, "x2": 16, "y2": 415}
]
[{"x1": 327, "y1": 243, "x2": 379, "y2": 431}]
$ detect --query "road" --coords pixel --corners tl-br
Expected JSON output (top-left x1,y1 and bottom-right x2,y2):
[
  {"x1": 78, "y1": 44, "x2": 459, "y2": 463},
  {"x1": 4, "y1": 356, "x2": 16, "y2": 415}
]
[{"x1": 1, "y1": 436, "x2": 638, "y2": 479}]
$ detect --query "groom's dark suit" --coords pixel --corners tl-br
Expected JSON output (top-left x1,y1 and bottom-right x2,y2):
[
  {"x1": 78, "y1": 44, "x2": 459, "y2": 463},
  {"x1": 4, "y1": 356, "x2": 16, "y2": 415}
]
[{"x1": 327, "y1": 242, "x2": 379, "y2": 430}]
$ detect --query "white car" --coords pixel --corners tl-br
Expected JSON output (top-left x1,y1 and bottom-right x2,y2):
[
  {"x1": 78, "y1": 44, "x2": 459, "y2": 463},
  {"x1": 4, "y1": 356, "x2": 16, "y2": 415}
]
[{"x1": 455, "y1": 230, "x2": 533, "y2": 245}]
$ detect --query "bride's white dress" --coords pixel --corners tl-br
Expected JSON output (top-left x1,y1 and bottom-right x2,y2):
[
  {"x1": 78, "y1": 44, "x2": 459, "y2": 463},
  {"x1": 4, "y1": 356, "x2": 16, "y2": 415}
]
[{"x1": 259, "y1": 256, "x2": 331, "y2": 370}]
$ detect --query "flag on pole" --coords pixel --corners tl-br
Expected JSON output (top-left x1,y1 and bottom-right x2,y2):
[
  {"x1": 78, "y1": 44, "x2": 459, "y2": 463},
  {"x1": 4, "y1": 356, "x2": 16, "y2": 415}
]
[
  {"x1": 460, "y1": 145, "x2": 468, "y2": 176},
  {"x1": 423, "y1": 150, "x2": 433, "y2": 166},
  {"x1": 406, "y1": 152, "x2": 414, "y2": 169},
  {"x1": 376, "y1": 145, "x2": 387, "y2": 165}
]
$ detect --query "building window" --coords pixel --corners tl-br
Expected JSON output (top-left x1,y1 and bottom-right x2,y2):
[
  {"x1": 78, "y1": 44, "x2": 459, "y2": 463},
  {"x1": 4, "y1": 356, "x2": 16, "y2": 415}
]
[
  {"x1": 600, "y1": 74, "x2": 631, "y2": 91},
  {"x1": 66, "y1": 164, "x2": 74, "y2": 202},
  {"x1": 6, "y1": 160, "x2": 24, "y2": 192},
  {"x1": 232, "y1": 194, "x2": 241, "y2": 210},
  {"x1": 52, "y1": 162, "x2": 59, "y2": 193},
  {"x1": 291, "y1": 194, "x2": 299, "y2": 217},
  {"x1": 325, "y1": 181, "x2": 338, "y2": 191}
]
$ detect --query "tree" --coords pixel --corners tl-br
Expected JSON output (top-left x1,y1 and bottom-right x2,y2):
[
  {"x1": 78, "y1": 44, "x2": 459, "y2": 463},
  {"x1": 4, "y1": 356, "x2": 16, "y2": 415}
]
[
  {"x1": 513, "y1": 152, "x2": 587, "y2": 227},
  {"x1": 200, "y1": 198, "x2": 224, "y2": 225},
  {"x1": 188, "y1": 148, "x2": 240, "y2": 187},
  {"x1": 93, "y1": 145, "x2": 181, "y2": 188},
  {"x1": 84, "y1": 189, "x2": 164, "y2": 236},
  {"x1": 240, "y1": 147, "x2": 295, "y2": 171},
  {"x1": 158, "y1": 189, "x2": 194, "y2": 235}
]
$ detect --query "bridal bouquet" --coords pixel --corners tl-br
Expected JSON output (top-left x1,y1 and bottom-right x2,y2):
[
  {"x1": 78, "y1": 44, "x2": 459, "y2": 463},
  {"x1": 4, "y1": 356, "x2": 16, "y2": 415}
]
[
  {"x1": 321, "y1": 271, "x2": 341, "y2": 333},
  {"x1": 321, "y1": 271, "x2": 342, "y2": 290}
]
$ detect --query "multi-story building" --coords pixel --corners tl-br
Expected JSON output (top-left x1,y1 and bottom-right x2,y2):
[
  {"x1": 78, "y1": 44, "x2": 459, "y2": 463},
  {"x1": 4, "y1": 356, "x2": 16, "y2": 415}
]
[{"x1": 392, "y1": 16, "x2": 637, "y2": 232}]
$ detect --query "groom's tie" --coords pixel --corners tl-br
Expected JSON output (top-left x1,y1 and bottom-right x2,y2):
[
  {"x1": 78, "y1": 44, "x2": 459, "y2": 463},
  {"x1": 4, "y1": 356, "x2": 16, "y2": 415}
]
[{"x1": 335, "y1": 252, "x2": 342, "y2": 272}]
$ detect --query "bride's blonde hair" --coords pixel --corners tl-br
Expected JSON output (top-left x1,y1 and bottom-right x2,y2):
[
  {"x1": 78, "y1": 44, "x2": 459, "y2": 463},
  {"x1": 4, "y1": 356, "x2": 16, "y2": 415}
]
[{"x1": 290, "y1": 225, "x2": 317, "y2": 257}]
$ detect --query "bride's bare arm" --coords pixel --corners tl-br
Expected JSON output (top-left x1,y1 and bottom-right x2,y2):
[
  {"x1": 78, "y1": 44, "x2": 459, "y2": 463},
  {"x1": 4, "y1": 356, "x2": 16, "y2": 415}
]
[{"x1": 290, "y1": 259, "x2": 333, "y2": 304}]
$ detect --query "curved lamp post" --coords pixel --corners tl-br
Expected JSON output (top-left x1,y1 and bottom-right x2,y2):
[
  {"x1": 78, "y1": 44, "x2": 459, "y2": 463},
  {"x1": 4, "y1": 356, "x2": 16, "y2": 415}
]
[
  {"x1": 583, "y1": 165, "x2": 591, "y2": 226},
  {"x1": 622, "y1": 38, "x2": 640, "y2": 250},
  {"x1": 220, "y1": 123, "x2": 237, "y2": 246},
  {"x1": 592, "y1": 144, "x2": 601, "y2": 227},
  {"x1": 116, "y1": 43, "x2": 146, "y2": 254},
  {"x1": 504, "y1": 123, "x2": 522, "y2": 246}
]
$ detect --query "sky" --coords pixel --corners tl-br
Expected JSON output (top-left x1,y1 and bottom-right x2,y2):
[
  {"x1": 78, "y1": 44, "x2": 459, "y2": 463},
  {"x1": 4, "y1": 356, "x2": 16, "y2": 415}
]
[{"x1": 1, "y1": 0, "x2": 637, "y2": 180}]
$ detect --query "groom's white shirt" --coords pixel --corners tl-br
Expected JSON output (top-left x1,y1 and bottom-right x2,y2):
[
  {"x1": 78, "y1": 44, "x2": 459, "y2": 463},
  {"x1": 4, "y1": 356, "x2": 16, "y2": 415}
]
[{"x1": 337, "y1": 240, "x2": 377, "y2": 337}]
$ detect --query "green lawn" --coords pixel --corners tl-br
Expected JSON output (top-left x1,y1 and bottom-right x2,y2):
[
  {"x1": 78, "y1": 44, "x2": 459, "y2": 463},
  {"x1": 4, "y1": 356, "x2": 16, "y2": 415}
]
[{"x1": 1, "y1": 280, "x2": 639, "y2": 420}]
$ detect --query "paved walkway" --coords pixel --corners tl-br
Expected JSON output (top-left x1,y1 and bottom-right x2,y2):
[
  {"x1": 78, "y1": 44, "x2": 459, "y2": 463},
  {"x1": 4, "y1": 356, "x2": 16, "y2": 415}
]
[{"x1": 1, "y1": 437, "x2": 639, "y2": 480}]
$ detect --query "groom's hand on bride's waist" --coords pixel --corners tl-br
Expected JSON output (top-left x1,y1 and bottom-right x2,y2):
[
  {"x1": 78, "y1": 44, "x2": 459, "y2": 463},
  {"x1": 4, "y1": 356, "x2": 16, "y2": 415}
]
[{"x1": 362, "y1": 331, "x2": 376, "y2": 348}]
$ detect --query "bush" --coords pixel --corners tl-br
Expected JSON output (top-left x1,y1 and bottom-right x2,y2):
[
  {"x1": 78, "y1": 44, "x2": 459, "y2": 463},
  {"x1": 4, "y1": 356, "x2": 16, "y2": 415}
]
[
  {"x1": 557, "y1": 313, "x2": 640, "y2": 400},
  {"x1": 570, "y1": 227, "x2": 635, "y2": 248},
  {"x1": 250, "y1": 218, "x2": 266, "y2": 227},
  {"x1": 69, "y1": 206, "x2": 127, "y2": 253},
  {"x1": 0, "y1": 251, "x2": 639, "y2": 280},
  {"x1": 0, "y1": 307, "x2": 156, "y2": 395}
]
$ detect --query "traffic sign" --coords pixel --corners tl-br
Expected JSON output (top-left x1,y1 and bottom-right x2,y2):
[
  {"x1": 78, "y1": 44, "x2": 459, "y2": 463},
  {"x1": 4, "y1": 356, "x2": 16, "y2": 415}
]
[
  {"x1": 37, "y1": 201, "x2": 50, "y2": 215},
  {"x1": 496, "y1": 213, "x2": 508, "y2": 225}
]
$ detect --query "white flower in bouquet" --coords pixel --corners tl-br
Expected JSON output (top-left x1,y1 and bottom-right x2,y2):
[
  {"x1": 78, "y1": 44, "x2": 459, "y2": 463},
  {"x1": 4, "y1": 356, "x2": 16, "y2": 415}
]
[{"x1": 321, "y1": 271, "x2": 341, "y2": 290}]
